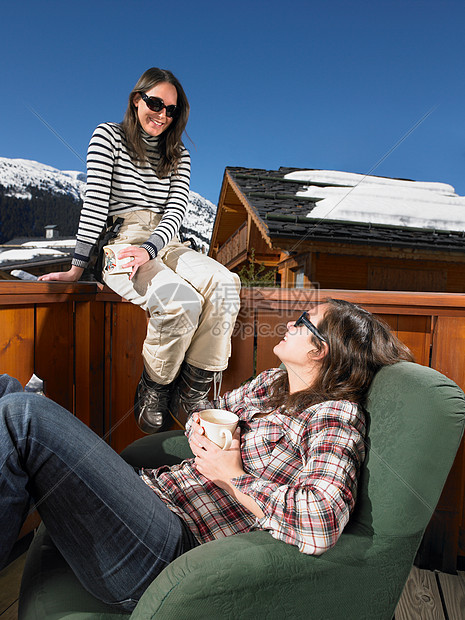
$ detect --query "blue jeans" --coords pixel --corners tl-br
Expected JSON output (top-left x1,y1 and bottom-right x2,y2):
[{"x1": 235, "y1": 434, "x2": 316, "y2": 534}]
[{"x1": 0, "y1": 391, "x2": 195, "y2": 612}]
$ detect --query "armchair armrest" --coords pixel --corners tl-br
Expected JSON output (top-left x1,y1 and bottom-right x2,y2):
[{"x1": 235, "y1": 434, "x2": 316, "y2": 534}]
[
  {"x1": 132, "y1": 531, "x2": 298, "y2": 618},
  {"x1": 130, "y1": 527, "x2": 417, "y2": 619},
  {"x1": 120, "y1": 430, "x2": 193, "y2": 468}
]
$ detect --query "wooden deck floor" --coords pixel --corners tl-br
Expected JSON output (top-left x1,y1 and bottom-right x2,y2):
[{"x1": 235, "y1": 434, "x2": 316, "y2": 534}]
[
  {"x1": 0, "y1": 554, "x2": 25, "y2": 620},
  {"x1": 395, "y1": 566, "x2": 465, "y2": 620}
]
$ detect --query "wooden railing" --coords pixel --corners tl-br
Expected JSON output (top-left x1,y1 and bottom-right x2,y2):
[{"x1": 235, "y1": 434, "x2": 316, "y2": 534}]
[
  {"x1": 215, "y1": 221, "x2": 248, "y2": 266},
  {"x1": 1, "y1": 282, "x2": 465, "y2": 570},
  {"x1": 0, "y1": 281, "x2": 148, "y2": 449}
]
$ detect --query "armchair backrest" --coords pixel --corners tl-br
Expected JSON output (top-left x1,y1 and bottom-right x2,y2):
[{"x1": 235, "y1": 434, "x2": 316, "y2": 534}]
[{"x1": 352, "y1": 361, "x2": 465, "y2": 539}]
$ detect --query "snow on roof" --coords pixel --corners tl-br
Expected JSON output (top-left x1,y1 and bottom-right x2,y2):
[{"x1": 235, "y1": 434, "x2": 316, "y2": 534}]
[
  {"x1": 284, "y1": 170, "x2": 465, "y2": 232},
  {"x1": 21, "y1": 239, "x2": 76, "y2": 248},
  {"x1": 0, "y1": 248, "x2": 69, "y2": 264}
]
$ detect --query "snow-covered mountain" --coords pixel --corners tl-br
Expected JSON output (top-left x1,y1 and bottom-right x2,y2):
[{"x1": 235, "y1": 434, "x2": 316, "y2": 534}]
[
  {"x1": 182, "y1": 190, "x2": 216, "y2": 249},
  {"x1": 0, "y1": 157, "x2": 216, "y2": 250},
  {"x1": 0, "y1": 157, "x2": 86, "y2": 202}
]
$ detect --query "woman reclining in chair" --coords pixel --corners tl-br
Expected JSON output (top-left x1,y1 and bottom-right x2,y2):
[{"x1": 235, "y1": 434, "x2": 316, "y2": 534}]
[{"x1": 0, "y1": 298, "x2": 413, "y2": 613}]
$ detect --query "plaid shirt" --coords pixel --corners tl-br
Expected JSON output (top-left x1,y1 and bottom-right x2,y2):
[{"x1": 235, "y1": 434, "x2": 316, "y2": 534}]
[{"x1": 140, "y1": 369, "x2": 366, "y2": 555}]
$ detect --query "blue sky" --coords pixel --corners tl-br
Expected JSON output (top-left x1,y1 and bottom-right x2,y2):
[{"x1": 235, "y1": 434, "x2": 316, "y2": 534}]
[{"x1": 2, "y1": 0, "x2": 464, "y2": 204}]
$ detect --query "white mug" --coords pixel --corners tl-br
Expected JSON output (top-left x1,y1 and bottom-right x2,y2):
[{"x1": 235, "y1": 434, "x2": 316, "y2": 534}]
[
  {"x1": 103, "y1": 244, "x2": 133, "y2": 275},
  {"x1": 199, "y1": 409, "x2": 239, "y2": 450}
]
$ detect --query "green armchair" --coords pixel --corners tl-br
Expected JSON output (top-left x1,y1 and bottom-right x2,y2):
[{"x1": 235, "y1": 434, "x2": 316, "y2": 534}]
[{"x1": 19, "y1": 362, "x2": 465, "y2": 619}]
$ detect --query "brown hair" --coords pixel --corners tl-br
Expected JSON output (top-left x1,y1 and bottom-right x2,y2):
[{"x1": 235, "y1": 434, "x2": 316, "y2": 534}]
[
  {"x1": 121, "y1": 67, "x2": 190, "y2": 178},
  {"x1": 267, "y1": 298, "x2": 414, "y2": 412}
]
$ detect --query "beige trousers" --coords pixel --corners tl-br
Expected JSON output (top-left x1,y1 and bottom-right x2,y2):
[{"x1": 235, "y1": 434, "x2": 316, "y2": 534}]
[{"x1": 102, "y1": 211, "x2": 241, "y2": 384}]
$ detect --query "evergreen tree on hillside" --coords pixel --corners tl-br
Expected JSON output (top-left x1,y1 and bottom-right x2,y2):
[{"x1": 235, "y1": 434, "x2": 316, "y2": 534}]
[{"x1": 0, "y1": 185, "x2": 82, "y2": 243}]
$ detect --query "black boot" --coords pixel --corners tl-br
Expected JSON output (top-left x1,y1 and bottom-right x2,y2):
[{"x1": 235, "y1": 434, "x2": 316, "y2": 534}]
[
  {"x1": 169, "y1": 362, "x2": 222, "y2": 427},
  {"x1": 134, "y1": 369, "x2": 173, "y2": 434}
]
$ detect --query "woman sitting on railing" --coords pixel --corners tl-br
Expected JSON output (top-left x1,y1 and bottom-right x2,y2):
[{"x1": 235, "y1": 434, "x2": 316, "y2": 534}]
[
  {"x1": 0, "y1": 299, "x2": 413, "y2": 613},
  {"x1": 38, "y1": 66, "x2": 240, "y2": 434}
]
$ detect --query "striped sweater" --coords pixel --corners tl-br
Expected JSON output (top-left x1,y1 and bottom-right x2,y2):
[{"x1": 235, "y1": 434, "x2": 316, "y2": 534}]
[{"x1": 72, "y1": 122, "x2": 191, "y2": 268}]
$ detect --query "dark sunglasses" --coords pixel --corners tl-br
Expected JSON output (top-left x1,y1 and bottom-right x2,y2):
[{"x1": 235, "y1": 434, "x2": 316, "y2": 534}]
[
  {"x1": 294, "y1": 311, "x2": 327, "y2": 343},
  {"x1": 140, "y1": 93, "x2": 178, "y2": 118}
]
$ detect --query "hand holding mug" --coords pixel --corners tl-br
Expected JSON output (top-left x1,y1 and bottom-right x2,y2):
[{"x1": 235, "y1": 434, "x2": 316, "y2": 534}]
[
  {"x1": 190, "y1": 411, "x2": 244, "y2": 489},
  {"x1": 103, "y1": 244, "x2": 150, "y2": 280},
  {"x1": 198, "y1": 409, "x2": 239, "y2": 450}
]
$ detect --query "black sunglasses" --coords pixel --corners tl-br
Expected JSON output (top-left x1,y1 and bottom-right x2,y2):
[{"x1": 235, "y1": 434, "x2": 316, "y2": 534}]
[
  {"x1": 294, "y1": 311, "x2": 327, "y2": 343},
  {"x1": 140, "y1": 93, "x2": 178, "y2": 118}
]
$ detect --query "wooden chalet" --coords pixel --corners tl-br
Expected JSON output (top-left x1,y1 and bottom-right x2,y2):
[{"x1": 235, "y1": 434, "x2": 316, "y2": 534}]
[{"x1": 209, "y1": 167, "x2": 465, "y2": 291}]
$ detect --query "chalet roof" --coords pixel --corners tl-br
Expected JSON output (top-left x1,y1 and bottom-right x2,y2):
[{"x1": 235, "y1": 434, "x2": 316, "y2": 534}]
[
  {"x1": 226, "y1": 167, "x2": 465, "y2": 253},
  {"x1": 3, "y1": 236, "x2": 75, "y2": 247},
  {"x1": 0, "y1": 237, "x2": 75, "y2": 270}
]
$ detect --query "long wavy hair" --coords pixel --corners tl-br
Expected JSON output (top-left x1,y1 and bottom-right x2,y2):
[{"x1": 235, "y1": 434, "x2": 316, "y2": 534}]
[
  {"x1": 267, "y1": 298, "x2": 414, "y2": 412},
  {"x1": 121, "y1": 67, "x2": 190, "y2": 178}
]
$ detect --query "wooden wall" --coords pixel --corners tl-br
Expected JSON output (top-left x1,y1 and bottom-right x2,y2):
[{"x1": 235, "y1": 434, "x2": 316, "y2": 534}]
[
  {"x1": 312, "y1": 252, "x2": 465, "y2": 292},
  {"x1": 1, "y1": 282, "x2": 465, "y2": 571}
]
